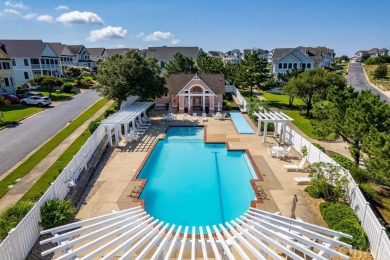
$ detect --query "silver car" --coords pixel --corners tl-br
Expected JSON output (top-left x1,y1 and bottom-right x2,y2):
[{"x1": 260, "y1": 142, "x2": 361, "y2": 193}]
[{"x1": 20, "y1": 96, "x2": 52, "y2": 107}]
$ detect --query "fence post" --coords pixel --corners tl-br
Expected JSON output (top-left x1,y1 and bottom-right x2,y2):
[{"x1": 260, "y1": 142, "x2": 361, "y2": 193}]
[
  {"x1": 375, "y1": 227, "x2": 387, "y2": 259},
  {"x1": 361, "y1": 202, "x2": 370, "y2": 227}
]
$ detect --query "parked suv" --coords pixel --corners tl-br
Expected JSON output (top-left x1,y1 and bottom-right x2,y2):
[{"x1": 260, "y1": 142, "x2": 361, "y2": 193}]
[
  {"x1": 0, "y1": 93, "x2": 20, "y2": 104},
  {"x1": 20, "y1": 96, "x2": 52, "y2": 107}
]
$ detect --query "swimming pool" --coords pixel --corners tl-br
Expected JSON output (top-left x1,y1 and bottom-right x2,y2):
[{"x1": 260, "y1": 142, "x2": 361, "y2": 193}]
[
  {"x1": 137, "y1": 127, "x2": 257, "y2": 231},
  {"x1": 229, "y1": 111, "x2": 255, "y2": 134}
]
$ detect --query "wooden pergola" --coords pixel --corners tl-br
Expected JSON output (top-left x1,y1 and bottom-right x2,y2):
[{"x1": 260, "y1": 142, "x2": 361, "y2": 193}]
[
  {"x1": 39, "y1": 206, "x2": 351, "y2": 259},
  {"x1": 254, "y1": 110, "x2": 293, "y2": 143}
]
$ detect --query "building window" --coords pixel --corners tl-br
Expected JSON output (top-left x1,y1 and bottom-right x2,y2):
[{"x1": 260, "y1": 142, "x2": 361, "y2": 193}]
[
  {"x1": 288, "y1": 63, "x2": 292, "y2": 69},
  {"x1": 161, "y1": 61, "x2": 165, "y2": 69},
  {"x1": 12, "y1": 59, "x2": 16, "y2": 66},
  {"x1": 278, "y1": 63, "x2": 282, "y2": 69},
  {"x1": 24, "y1": 72, "x2": 29, "y2": 79},
  {"x1": 302, "y1": 63, "x2": 306, "y2": 69},
  {"x1": 4, "y1": 78, "x2": 9, "y2": 86},
  {"x1": 293, "y1": 63, "x2": 298, "y2": 69},
  {"x1": 283, "y1": 63, "x2": 287, "y2": 69},
  {"x1": 2, "y1": 62, "x2": 10, "y2": 69},
  {"x1": 307, "y1": 63, "x2": 312, "y2": 68},
  {"x1": 24, "y1": 59, "x2": 29, "y2": 66}
]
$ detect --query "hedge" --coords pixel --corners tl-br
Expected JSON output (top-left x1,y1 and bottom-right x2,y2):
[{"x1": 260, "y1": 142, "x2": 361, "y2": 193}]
[
  {"x1": 0, "y1": 201, "x2": 34, "y2": 239},
  {"x1": 40, "y1": 198, "x2": 75, "y2": 229},
  {"x1": 330, "y1": 153, "x2": 353, "y2": 170}
]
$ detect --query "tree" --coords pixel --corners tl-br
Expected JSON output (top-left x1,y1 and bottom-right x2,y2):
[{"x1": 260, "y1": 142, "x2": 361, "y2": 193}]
[
  {"x1": 334, "y1": 55, "x2": 350, "y2": 63},
  {"x1": 197, "y1": 52, "x2": 224, "y2": 74},
  {"x1": 362, "y1": 128, "x2": 390, "y2": 185},
  {"x1": 279, "y1": 68, "x2": 305, "y2": 106},
  {"x1": 95, "y1": 50, "x2": 167, "y2": 106},
  {"x1": 373, "y1": 64, "x2": 388, "y2": 79},
  {"x1": 28, "y1": 75, "x2": 63, "y2": 97},
  {"x1": 64, "y1": 66, "x2": 93, "y2": 86},
  {"x1": 165, "y1": 52, "x2": 198, "y2": 76},
  {"x1": 312, "y1": 87, "x2": 390, "y2": 166},
  {"x1": 286, "y1": 68, "x2": 346, "y2": 117},
  {"x1": 224, "y1": 62, "x2": 240, "y2": 85},
  {"x1": 236, "y1": 50, "x2": 271, "y2": 100}
]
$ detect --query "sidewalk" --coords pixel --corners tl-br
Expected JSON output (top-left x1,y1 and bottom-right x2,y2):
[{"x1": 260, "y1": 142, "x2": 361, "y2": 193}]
[{"x1": 0, "y1": 100, "x2": 113, "y2": 212}]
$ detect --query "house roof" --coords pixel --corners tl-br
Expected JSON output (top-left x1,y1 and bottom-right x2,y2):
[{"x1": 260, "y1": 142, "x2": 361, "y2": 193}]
[
  {"x1": 48, "y1": 42, "x2": 67, "y2": 56},
  {"x1": 87, "y1": 48, "x2": 106, "y2": 56},
  {"x1": 0, "y1": 39, "x2": 49, "y2": 57},
  {"x1": 208, "y1": 51, "x2": 223, "y2": 57},
  {"x1": 67, "y1": 45, "x2": 84, "y2": 55},
  {"x1": 379, "y1": 48, "x2": 389, "y2": 52},
  {"x1": 273, "y1": 46, "x2": 333, "y2": 64},
  {"x1": 145, "y1": 46, "x2": 199, "y2": 60},
  {"x1": 105, "y1": 48, "x2": 130, "y2": 56},
  {"x1": 243, "y1": 48, "x2": 269, "y2": 56},
  {"x1": 166, "y1": 74, "x2": 225, "y2": 94}
]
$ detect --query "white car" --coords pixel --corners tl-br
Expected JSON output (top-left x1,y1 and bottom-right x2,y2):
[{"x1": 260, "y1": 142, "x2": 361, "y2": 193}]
[{"x1": 20, "y1": 96, "x2": 52, "y2": 107}]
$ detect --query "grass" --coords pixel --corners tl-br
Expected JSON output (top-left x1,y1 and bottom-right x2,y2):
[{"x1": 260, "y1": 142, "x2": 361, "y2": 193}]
[
  {"x1": 37, "y1": 90, "x2": 75, "y2": 102},
  {"x1": 0, "y1": 105, "x2": 42, "y2": 123},
  {"x1": 363, "y1": 64, "x2": 390, "y2": 91},
  {"x1": 20, "y1": 101, "x2": 116, "y2": 202},
  {"x1": 0, "y1": 98, "x2": 109, "y2": 199}
]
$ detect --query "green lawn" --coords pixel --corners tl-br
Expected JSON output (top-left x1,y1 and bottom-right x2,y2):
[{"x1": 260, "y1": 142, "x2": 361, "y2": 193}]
[
  {"x1": 0, "y1": 105, "x2": 42, "y2": 123},
  {"x1": 37, "y1": 90, "x2": 75, "y2": 101},
  {"x1": 0, "y1": 98, "x2": 108, "y2": 199}
]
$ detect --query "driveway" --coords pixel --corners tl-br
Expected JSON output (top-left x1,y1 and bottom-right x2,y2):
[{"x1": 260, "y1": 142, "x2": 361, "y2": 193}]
[
  {"x1": 0, "y1": 90, "x2": 101, "y2": 176},
  {"x1": 347, "y1": 62, "x2": 390, "y2": 103}
]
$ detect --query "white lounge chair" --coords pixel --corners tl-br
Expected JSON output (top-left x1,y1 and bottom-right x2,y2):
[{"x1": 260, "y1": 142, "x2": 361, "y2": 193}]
[
  {"x1": 131, "y1": 126, "x2": 146, "y2": 135},
  {"x1": 136, "y1": 121, "x2": 149, "y2": 130},
  {"x1": 202, "y1": 113, "x2": 207, "y2": 122},
  {"x1": 193, "y1": 113, "x2": 198, "y2": 122},
  {"x1": 284, "y1": 146, "x2": 292, "y2": 159},
  {"x1": 182, "y1": 113, "x2": 188, "y2": 121},
  {"x1": 127, "y1": 130, "x2": 140, "y2": 143},
  {"x1": 141, "y1": 117, "x2": 151, "y2": 126},
  {"x1": 293, "y1": 177, "x2": 312, "y2": 185},
  {"x1": 283, "y1": 157, "x2": 307, "y2": 171}
]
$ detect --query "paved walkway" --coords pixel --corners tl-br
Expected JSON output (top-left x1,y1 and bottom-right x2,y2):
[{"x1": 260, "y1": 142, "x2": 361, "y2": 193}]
[{"x1": 0, "y1": 100, "x2": 113, "y2": 212}]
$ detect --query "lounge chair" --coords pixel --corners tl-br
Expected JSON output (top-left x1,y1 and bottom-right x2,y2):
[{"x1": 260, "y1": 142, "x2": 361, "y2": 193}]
[
  {"x1": 267, "y1": 146, "x2": 277, "y2": 157},
  {"x1": 131, "y1": 126, "x2": 146, "y2": 135},
  {"x1": 202, "y1": 113, "x2": 207, "y2": 122},
  {"x1": 182, "y1": 113, "x2": 188, "y2": 121},
  {"x1": 293, "y1": 177, "x2": 312, "y2": 185},
  {"x1": 283, "y1": 157, "x2": 307, "y2": 171},
  {"x1": 136, "y1": 121, "x2": 149, "y2": 130},
  {"x1": 193, "y1": 113, "x2": 198, "y2": 122},
  {"x1": 141, "y1": 117, "x2": 151, "y2": 126},
  {"x1": 127, "y1": 130, "x2": 140, "y2": 143},
  {"x1": 284, "y1": 146, "x2": 292, "y2": 159}
]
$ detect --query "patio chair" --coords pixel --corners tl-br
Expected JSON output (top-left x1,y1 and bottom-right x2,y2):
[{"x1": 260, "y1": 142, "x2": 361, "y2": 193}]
[
  {"x1": 182, "y1": 113, "x2": 188, "y2": 121},
  {"x1": 131, "y1": 126, "x2": 146, "y2": 135},
  {"x1": 284, "y1": 146, "x2": 292, "y2": 159},
  {"x1": 283, "y1": 157, "x2": 307, "y2": 172},
  {"x1": 129, "y1": 185, "x2": 142, "y2": 198},
  {"x1": 193, "y1": 113, "x2": 198, "y2": 122},
  {"x1": 293, "y1": 177, "x2": 312, "y2": 185},
  {"x1": 127, "y1": 131, "x2": 140, "y2": 143},
  {"x1": 256, "y1": 186, "x2": 269, "y2": 200},
  {"x1": 136, "y1": 121, "x2": 149, "y2": 130},
  {"x1": 202, "y1": 113, "x2": 207, "y2": 122},
  {"x1": 141, "y1": 117, "x2": 151, "y2": 127},
  {"x1": 267, "y1": 146, "x2": 277, "y2": 157}
]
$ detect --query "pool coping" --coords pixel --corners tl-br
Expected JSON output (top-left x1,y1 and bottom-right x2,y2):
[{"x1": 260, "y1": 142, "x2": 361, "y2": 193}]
[{"x1": 130, "y1": 125, "x2": 265, "y2": 236}]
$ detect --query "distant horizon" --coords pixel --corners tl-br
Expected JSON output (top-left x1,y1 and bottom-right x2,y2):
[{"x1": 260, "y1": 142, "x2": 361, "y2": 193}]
[{"x1": 1, "y1": 0, "x2": 389, "y2": 57}]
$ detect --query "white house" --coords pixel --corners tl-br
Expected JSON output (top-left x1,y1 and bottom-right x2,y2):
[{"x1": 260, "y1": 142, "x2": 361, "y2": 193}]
[
  {"x1": 272, "y1": 46, "x2": 335, "y2": 78},
  {"x1": 67, "y1": 45, "x2": 95, "y2": 68},
  {"x1": 243, "y1": 48, "x2": 269, "y2": 60},
  {"x1": 49, "y1": 42, "x2": 74, "y2": 76},
  {"x1": 0, "y1": 40, "x2": 60, "y2": 85},
  {"x1": 87, "y1": 48, "x2": 108, "y2": 67},
  {"x1": 0, "y1": 43, "x2": 15, "y2": 92},
  {"x1": 223, "y1": 49, "x2": 242, "y2": 64}
]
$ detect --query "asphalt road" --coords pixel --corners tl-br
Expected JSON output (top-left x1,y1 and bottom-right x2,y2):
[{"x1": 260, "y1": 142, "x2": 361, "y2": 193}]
[
  {"x1": 347, "y1": 62, "x2": 390, "y2": 103},
  {"x1": 0, "y1": 90, "x2": 101, "y2": 176}
]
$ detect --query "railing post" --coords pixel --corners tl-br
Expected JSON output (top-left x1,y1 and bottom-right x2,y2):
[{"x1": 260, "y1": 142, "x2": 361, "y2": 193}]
[
  {"x1": 374, "y1": 227, "x2": 387, "y2": 259},
  {"x1": 361, "y1": 202, "x2": 370, "y2": 227}
]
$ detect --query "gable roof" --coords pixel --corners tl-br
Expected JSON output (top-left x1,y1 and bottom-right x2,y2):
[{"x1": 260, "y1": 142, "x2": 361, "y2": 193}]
[
  {"x1": 105, "y1": 48, "x2": 130, "y2": 56},
  {"x1": 48, "y1": 42, "x2": 67, "y2": 56},
  {"x1": 273, "y1": 46, "x2": 333, "y2": 64},
  {"x1": 166, "y1": 74, "x2": 225, "y2": 94},
  {"x1": 0, "y1": 39, "x2": 49, "y2": 57},
  {"x1": 208, "y1": 51, "x2": 223, "y2": 57},
  {"x1": 145, "y1": 46, "x2": 199, "y2": 60},
  {"x1": 87, "y1": 48, "x2": 106, "y2": 56},
  {"x1": 67, "y1": 45, "x2": 84, "y2": 55}
]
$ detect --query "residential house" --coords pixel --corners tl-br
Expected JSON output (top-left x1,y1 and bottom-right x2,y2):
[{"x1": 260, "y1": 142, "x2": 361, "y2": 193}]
[
  {"x1": 145, "y1": 46, "x2": 199, "y2": 72},
  {"x1": 354, "y1": 50, "x2": 370, "y2": 62},
  {"x1": 223, "y1": 49, "x2": 242, "y2": 64},
  {"x1": 271, "y1": 46, "x2": 335, "y2": 78},
  {"x1": 243, "y1": 48, "x2": 269, "y2": 60},
  {"x1": 155, "y1": 73, "x2": 225, "y2": 114},
  {"x1": 105, "y1": 48, "x2": 130, "y2": 57},
  {"x1": 67, "y1": 45, "x2": 94, "y2": 68},
  {"x1": 355, "y1": 48, "x2": 389, "y2": 61},
  {"x1": 49, "y1": 42, "x2": 74, "y2": 76},
  {"x1": 0, "y1": 40, "x2": 60, "y2": 85},
  {"x1": 87, "y1": 48, "x2": 108, "y2": 69},
  {"x1": 0, "y1": 43, "x2": 15, "y2": 92},
  {"x1": 207, "y1": 51, "x2": 224, "y2": 58}
]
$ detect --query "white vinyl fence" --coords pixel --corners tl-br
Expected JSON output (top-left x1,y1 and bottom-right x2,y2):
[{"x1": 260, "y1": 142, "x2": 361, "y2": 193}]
[
  {"x1": 0, "y1": 125, "x2": 106, "y2": 260},
  {"x1": 284, "y1": 125, "x2": 390, "y2": 260}
]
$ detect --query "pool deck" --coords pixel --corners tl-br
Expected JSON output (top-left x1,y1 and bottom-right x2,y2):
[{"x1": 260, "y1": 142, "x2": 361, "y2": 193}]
[{"x1": 76, "y1": 110, "x2": 326, "y2": 228}]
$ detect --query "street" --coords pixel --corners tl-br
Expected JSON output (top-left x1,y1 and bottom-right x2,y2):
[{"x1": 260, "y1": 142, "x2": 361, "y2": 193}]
[{"x1": 0, "y1": 90, "x2": 101, "y2": 176}]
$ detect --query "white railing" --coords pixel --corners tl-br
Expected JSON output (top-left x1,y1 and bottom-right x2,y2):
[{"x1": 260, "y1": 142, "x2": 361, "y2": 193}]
[
  {"x1": 0, "y1": 125, "x2": 106, "y2": 260},
  {"x1": 284, "y1": 125, "x2": 390, "y2": 259},
  {"x1": 225, "y1": 85, "x2": 248, "y2": 112}
]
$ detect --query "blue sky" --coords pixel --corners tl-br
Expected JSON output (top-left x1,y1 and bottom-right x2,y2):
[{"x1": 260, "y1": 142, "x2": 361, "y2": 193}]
[{"x1": 0, "y1": 0, "x2": 389, "y2": 56}]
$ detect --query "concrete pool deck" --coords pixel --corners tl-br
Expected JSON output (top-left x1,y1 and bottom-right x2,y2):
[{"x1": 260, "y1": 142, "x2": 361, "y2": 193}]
[{"x1": 75, "y1": 110, "x2": 326, "y2": 228}]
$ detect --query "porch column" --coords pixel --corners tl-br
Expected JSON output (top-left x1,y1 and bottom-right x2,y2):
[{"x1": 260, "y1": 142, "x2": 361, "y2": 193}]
[
  {"x1": 210, "y1": 96, "x2": 215, "y2": 113},
  {"x1": 257, "y1": 119, "x2": 261, "y2": 135},
  {"x1": 202, "y1": 94, "x2": 206, "y2": 112},
  {"x1": 124, "y1": 123, "x2": 129, "y2": 141},
  {"x1": 282, "y1": 123, "x2": 287, "y2": 144},
  {"x1": 114, "y1": 124, "x2": 119, "y2": 146},
  {"x1": 263, "y1": 122, "x2": 268, "y2": 143},
  {"x1": 179, "y1": 96, "x2": 184, "y2": 113},
  {"x1": 108, "y1": 125, "x2": 113, "y2": 147},
  {"x1": 188, "y1": 94, "x2": 191, "y2": 113},
  {"x1": 273, "y1": 121, "x2": 278, "y2": 137}
]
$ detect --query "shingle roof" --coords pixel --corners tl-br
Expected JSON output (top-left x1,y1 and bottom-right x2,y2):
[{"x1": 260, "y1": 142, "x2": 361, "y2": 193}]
[
  {"x1": 48, "y1": 42, "x2": 66, "y2": 56},
  {"x1": 272, "y1": 48, "x2": 294, "y2": 61},
  {"x1": 105, "y1": 48, "x2": 130, "y2": 56},
  {"x1": 208, "y1": 51, "x2": 223, "y2": 57},
  {"x1": 166, "y1": 74, "x2": 225, "y2": 94},
  {"x1": 243, "y1": 48, "x2": 269, "y2": 56},
  {"x1": 87, "y1": 48, "x2": 105, "y2": 56},
  {"x1": 67, "y1": 45, "x2": 84, "y2": 55},
  {"x1": 0, "y1": 39, "x2": 48, "y2": 57},
  {"x1": 272, "y1": 46, "x2": 333, "y2": 63},
  {"x1": 145, "y1": 46, "x2": 199, "y2": 60}
]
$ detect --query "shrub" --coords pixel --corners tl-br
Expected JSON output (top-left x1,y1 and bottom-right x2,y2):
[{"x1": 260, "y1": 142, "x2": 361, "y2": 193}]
[
  {"x1": 359, "y1": 183, "x2": 377, "y2": 201},
  {"x1": 0, "y1": 201, "x2": 34, "y2": 239},
  {"x1": 373, "y1": 64, "x2": 388, "y2": 79},
  {"x1": 320, "y1": 202, "x2": 368, "y2": 249},
  {"x1": 104, "y1": 109, "x2": 115, "y2": 118},
  {"x1": 312, "y1": 143, "x2": 325, "y2": 153},
  {"x1": 40, "y1": 198, "x2": 75, "y2": 229},
  {"x1": 301, "y1": 145, "x2": 308, "y2": 157},
  {"x1": 331, "y1": 153, "x2": 353, "y2": 170},
  {"x1": 62, "y1": 82, "x2": 74, "y2": 93},
  {"x1": 88, "y1": 119, "x2": 101, "y2": 134},
  {"x1": 349, "y1": 166, "x2": 370, "y2": 184},
  {"x1": 304, "y1": 185, "x2": 321, "y2": 198}
]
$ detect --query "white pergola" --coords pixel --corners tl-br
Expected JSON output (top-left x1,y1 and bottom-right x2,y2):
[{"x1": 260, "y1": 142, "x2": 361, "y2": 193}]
[
  {"x1": 39, "y1": 206, "x2": 351, "y2": 259},
  {"x1": 101, "y1": 102, "x2": 154, "y2": 146},
  {"x1": 254, "y1": 111, "x2": 293, "y2": 143}
]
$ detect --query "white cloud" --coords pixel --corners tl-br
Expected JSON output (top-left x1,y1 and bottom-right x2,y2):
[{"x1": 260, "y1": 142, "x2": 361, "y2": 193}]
[
  {"x1": 57, "y1": 11, "x2": 104, "y2": 25},
  {"x1": 171, "y1": 39, "x2": 181, "y2": 45},
  {"x1": 144, "y1": 31, "x2": 174, "y2": 41},
  {"x1": 22, "y1": 13, "x2": 36, "y2": 20},
  {"x1": 36, "y1": 14, "x2": 54, "y2": 23},
  {"x1": 87, "y1": 26, "x2": 127, "y2": 42},
  {"x1": 55, "y1": 5, "x2": 69, "y2": 11},
  {"x1": 5, "y1": 1, "x2": 27, "y2": 9},
  {"x1": 1, "y1": 8, "x2": 21, "y2": 15}
]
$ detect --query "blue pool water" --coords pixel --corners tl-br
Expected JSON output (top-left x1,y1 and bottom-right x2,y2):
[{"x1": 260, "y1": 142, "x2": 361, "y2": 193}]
[
  {"x1": 229, "y1": 111, "x2": 255, "y2": 134},
  {"x1": 138, "y1": 127, "x2": 256, "y2": 231}
]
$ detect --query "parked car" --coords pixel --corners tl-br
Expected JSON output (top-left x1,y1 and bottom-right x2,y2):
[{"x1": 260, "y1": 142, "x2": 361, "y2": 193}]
[
  {"x1": 0, "y1": 93, "x2": 20, "y2": 104},
  {"x1": 20, "y1": 96, "x2": 52, "y2": 107}
]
